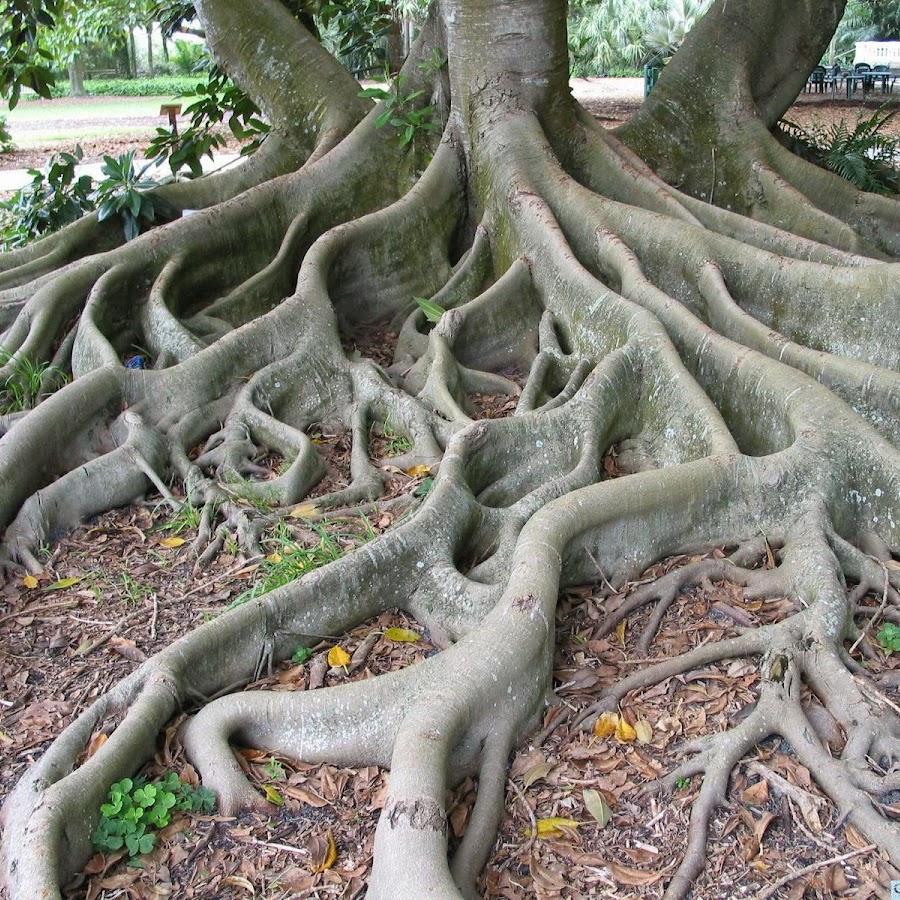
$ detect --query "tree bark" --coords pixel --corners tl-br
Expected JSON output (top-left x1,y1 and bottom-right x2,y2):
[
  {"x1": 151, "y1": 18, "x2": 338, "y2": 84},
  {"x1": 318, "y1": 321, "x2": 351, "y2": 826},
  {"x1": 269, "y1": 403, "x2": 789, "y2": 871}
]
[{"x1": 68, "y1": 55, "x2": 85, "y2": 96}]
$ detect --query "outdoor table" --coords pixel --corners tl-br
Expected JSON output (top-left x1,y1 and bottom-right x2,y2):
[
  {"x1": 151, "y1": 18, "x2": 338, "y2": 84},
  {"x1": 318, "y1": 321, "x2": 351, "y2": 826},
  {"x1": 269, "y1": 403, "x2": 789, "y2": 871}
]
[{"x1": 845, "y1": 70, "x2": 895, "y2": 97}]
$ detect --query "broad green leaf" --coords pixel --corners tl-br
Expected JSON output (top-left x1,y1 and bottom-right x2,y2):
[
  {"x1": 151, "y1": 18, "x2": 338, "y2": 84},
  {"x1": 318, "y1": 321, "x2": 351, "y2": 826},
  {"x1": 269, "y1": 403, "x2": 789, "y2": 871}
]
[{"x1": 414, "y1": 297, "x2": 446, "y2": 323}]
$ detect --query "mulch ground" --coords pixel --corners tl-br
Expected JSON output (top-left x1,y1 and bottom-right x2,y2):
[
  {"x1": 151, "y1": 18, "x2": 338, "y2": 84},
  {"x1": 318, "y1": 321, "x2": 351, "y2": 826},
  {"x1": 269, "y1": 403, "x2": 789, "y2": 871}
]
[{"x1": 2, "y1": 93, "x2": 900, "y2": 900}]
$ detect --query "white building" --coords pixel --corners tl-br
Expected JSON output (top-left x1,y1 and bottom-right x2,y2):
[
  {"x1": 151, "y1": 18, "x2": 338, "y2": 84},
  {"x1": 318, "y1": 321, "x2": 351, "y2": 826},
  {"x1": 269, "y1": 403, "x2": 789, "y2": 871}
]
[{"x1": 854, "y1": 41, "x2": 900, "y2": 68}]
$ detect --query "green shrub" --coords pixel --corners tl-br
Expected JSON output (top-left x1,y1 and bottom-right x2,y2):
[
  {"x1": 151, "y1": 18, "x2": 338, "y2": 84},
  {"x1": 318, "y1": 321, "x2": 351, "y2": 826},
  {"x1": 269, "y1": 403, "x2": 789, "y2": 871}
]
[
  {"x1": 0, "y1": 115, "x2": 13, "y2": 153},
  {"x1": 48, "y1": 76, "x2": 200, "y2": 98},
  {"x1": 92, "y1": 151, "x2": 162, "y2": 241},
  {"x1": 169, "y1": 39, "x2": 209, "y2": 76},
  {"x1": 781, "y1": 106, "x2": 900, "y2": 195},
  {"x1": 0, "y1": 147, "x2": 95, "y2": 249},
  {"x1": 146, "y1": 69, "x2": 269, "y2": 177},
  {"x1": 877, "y1": 621, "x2": 900, "y2": 653},
  {"x1": 0, "y1": 148, "x2": 174, "y2": 248}
]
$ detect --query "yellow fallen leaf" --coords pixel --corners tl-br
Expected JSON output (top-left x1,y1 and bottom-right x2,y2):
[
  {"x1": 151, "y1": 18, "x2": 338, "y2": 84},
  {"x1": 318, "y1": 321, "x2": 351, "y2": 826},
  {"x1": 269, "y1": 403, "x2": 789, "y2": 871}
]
[
  {"x1": 615, "y1": 620, "x2": 627, "y2": 649},
  {"x1": 289, "y1": 502, "x2": 318, "y2": 519},
  {"x1": 327, "y1": 645, "x2": 351, "y2": 668},
  {"x1": 634, "y1": 717, "x2": 653, "y2": 744},
  {"x1": 159, "y1": 536, "x2": 186, "y2": 548},
  {"x1": 886, "y1": 559, "x2": 900, "y2": 571},
  {"x1": 594, "y1": 711, "x2": 619, "y2": 738},
  {"x1": 616, "y1": 717, "x2": 637, "y2": 743},
  {"x1": 221, "y1": 875, "x2": 255, "y2": 893},
  {"x1": 46, "y1": 576, "x2": 82, "y2": 590},
  {"x1": 266, "y1": 553, "x2": 283, "y2": 563},
  {"x1": 262, "y1": 784, "x2": 284, "y2": 806},
  {"x1": 384, "y1": 627, "x2": 421, "y2": 642},
  {"x1": 406, "y1": 464, "x2": 431, "y2": 477},
  {"x1": 22, "y1": 574, "x2": 39, "y2": 589},
  {"x1": 528, "y1": 817, "x2": 581, "y2": 839},
  {"x1": 310, "y1": 828, "x2": 338, "y2": 873}
]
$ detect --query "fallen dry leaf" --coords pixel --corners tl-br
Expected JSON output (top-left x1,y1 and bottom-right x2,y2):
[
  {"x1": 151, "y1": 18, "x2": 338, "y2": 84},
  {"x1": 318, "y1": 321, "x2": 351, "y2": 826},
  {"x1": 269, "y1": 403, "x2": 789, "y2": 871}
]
[
  {"x1": 383, "y1": 627, "x2": 421, "y2": 642},
  {"x1": 615, "y1": 717, "x2": 637, "y2": 743},
  {"x1": 634, "y1": 717, "x2": 653, "y2": 744},
  {"x1": 309, "y1": 828, "x2": 338, "y2": 873},
  {"x1": 289, "y1": 502, "x2": 319, "y2": 519},
  {"x1": 45, "y1": 576, "x2": 82, "y2": 590},
  {"x1": 327, "y1": 645, "x2": 351, "y2": 668},
  {"x1": 528, "y1": 817, "x2": 581, "y2": 839},
  {"x1": 262, "y1": 784, "x2": 284, "y2": 806},
  {"x1": 594, "y1": 711, "x2": 618, "y2": 738},
  {"x1": 522, "y1": 761, "x2": 554, "y2": 789},
  {"x1": 583, "y1": 788, "x2": 612, "y2": 827},
  {"x1": 607, "y1": 862, "x2": 664, "y2": 886}
]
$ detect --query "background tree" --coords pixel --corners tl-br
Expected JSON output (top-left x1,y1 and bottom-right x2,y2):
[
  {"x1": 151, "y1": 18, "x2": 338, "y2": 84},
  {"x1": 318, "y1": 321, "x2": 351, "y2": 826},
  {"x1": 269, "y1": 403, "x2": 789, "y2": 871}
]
[{"x1": 3, "y1": 1, "x2": 900, "y2": 899}]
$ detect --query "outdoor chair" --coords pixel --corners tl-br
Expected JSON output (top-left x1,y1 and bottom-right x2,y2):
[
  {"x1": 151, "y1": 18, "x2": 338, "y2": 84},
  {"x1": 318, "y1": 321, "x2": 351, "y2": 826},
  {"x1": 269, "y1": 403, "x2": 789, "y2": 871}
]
[
  {"x1": 825, "y1": 64, "x2": 844, "y2": 95},
  {"x1": 806, "y1": 65, "x2": 826, "y2": 93},
  {"x1": 850, "y1": 62, "x2": 874, "y2": 95},
  {"x1": 873, "y1": 64, "x2": 893, "y2": 92}
]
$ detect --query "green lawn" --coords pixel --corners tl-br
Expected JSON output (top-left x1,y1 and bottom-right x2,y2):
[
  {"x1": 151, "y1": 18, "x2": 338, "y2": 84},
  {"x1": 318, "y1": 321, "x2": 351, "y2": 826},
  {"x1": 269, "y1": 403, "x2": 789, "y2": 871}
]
[
  {"x1": 5, "y1": 96, "x2": 195, "y2": 124},
  {"x1": 3, "y1": 96, "x2": 199, "y2": 147}
]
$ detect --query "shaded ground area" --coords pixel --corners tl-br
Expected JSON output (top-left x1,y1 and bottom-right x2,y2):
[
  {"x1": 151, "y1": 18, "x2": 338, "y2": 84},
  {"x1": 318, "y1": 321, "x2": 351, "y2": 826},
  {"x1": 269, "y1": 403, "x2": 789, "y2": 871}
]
[{"x1": 2, "y1": 81, "x2": 900, "y2": 899}]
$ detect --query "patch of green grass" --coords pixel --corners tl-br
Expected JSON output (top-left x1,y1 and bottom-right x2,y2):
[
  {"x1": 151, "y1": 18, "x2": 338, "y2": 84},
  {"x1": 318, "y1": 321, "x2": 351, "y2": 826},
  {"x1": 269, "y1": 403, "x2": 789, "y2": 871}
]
[
  {"x1": 0, "y1": 348, "x2": 68, "y2": 413},
  {"x1": 160, "y1": 500, "x2": 202, "y2": 535},
  {"x1": 223, "y1": 477, "x2": 279, "y2": 510},
  {"x1": 227, "y1": 519, "x2": 375, "y2": 611},
  {"x1": 372, "y1": 415, "x2": 413, "y2": 456},
  {"x1": 118, "y1": 573, "x2": 148, "y2": 605},
  {"x1": 6, "y1": 95, "x2": 199, "y2": 124}
]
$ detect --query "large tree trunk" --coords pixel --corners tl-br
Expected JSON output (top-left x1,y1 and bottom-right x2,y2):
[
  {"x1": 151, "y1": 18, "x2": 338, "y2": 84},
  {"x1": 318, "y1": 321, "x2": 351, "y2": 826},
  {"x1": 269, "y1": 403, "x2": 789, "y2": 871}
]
[
  {"x1": 3, "y1": 0, "x2": 900, "y2": 898},
  {"x1": 67, "y1": 56, "x2": 85, "y2": 97}
]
